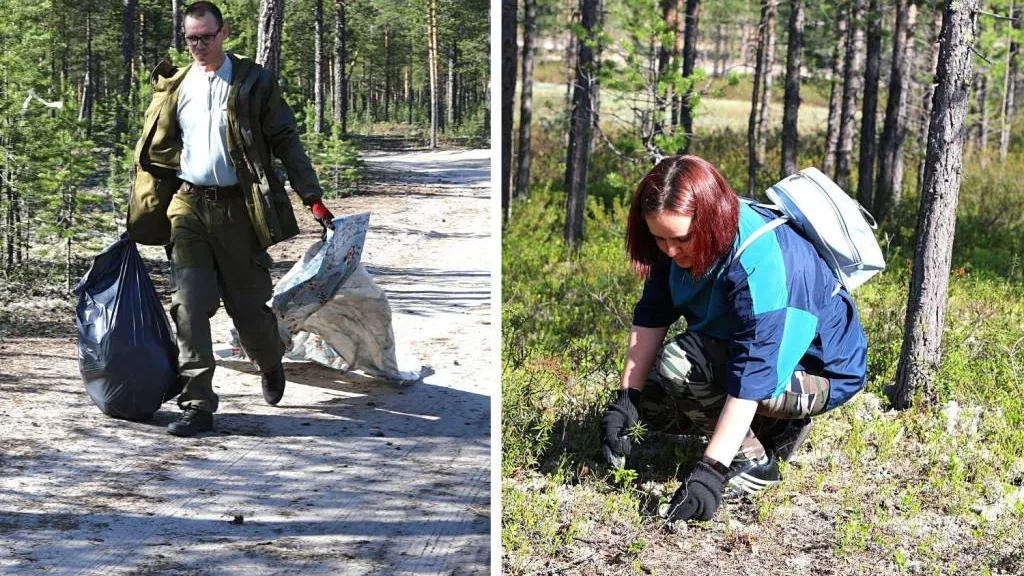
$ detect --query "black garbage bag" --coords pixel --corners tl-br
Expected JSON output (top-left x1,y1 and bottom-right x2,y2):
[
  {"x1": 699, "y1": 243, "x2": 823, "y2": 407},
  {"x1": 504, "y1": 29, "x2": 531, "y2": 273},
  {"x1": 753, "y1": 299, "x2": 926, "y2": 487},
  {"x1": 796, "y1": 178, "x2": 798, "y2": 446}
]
[{"x1": 74, "y1": 237, "x2": 180, "y2": 421}]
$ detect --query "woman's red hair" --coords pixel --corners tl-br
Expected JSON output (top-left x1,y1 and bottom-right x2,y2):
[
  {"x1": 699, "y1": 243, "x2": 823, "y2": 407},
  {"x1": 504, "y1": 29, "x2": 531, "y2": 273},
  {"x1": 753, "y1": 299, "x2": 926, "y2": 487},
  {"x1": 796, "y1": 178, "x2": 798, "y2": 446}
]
[{"x1": 626, "y1": 155, "x2": 740, "y2": 279}]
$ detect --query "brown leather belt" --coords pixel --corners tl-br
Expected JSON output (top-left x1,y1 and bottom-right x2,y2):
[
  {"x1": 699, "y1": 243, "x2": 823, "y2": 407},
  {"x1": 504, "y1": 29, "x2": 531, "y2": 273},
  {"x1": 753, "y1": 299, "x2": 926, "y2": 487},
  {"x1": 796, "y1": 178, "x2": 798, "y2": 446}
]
[{"x1": 179, "y1": 181, "x2": 242, "y2": 201}]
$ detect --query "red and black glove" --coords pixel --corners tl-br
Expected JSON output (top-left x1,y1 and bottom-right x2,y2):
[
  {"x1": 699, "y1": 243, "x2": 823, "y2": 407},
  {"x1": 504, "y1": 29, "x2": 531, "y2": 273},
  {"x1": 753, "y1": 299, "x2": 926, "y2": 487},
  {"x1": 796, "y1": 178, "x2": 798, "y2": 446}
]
[{"x1": 310, "y1": 199, "x2": 335, "y2": 233}]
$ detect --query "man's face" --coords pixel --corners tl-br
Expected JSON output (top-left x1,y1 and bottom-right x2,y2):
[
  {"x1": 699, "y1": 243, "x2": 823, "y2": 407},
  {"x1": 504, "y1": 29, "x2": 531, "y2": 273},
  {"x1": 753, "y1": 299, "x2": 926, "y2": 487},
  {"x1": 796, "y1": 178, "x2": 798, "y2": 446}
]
[{"x1": 183, "y1": 13, "x2": 227, "y2": 68}]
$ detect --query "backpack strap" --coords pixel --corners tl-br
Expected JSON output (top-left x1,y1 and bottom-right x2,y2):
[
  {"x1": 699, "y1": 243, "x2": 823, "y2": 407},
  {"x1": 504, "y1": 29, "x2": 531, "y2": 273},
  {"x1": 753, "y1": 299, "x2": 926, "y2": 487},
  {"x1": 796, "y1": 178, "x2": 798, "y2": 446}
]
[{"x1": 731, "y1": 216, "x2": 789, "y2": 264}]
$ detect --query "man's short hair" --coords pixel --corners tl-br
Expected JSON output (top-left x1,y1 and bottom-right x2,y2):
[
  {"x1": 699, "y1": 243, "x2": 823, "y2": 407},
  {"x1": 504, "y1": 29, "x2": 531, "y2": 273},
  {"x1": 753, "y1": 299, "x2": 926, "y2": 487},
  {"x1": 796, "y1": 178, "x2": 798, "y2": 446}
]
[{"x1": 183, "y1": 1, "x2": 224, "y2": 29}]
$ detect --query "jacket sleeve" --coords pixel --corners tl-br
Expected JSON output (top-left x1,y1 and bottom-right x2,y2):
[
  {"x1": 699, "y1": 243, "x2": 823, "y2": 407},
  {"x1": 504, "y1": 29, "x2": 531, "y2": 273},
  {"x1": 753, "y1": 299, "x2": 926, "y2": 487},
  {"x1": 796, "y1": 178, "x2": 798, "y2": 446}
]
[
  {"x1": 259, "y1": 70, "x2": 323, "y2": 205},
  {"x1": 632, "y1": 264, "x2": 681, "y2": 328},
  {"x1": 723, "y1": 237, "x2": 818, "y2": 402}
]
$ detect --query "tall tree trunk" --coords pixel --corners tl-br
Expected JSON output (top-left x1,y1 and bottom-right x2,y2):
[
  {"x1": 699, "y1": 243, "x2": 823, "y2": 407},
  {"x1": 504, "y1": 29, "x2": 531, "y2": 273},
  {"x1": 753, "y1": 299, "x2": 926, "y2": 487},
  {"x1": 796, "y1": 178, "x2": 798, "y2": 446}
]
[
  {"x1": 660, "y1": 0, "x2": 678, "y2": 134},
  {"x1": 314, "y1": 0, "x2": 325, "y2": 134},
  {"x1": 564, "y1": 0, "x2": 577, "y2": 113},
  {"x1": 916, "y1": 6, "x2": 943, "y2": 187},
  {"x1": 714, "y1": 23, "x2": 725, "y2": 76},
  {"x1": 79, "y1": 9, "x2": 94, "y2": 137},
  {"x1": 890, "y1": 0, "x2": 978, "y2": 410},
  {"x1": 447, "y1": 46, "x2": 456, "y2": 128},
  {"x1": 756, "y1": 0, "x2": 776, "y2": 166},
  {"x1": 256, "y1": 0, "x2": 285, "y2": 75},
  {"x1": 407, "y1": 64, "x2": 413, "y2": 124},
  {"x1": 502, "y1": 0, "x2": 518, "y2": 220},
  {"x1": 384, "y1": 24, "x2": 391, "y2": 123},
  {"x1": 333, "y1": 0, "x2": 348, "y2": 135},
  {"x1": 1000, "y1": 2, "x2": 1019, "y2": 161},
  {"x1": 679, "y1": 0, "x2": 701, "y2": 152},
  {"x1": 747, "y1": 0, "x2": 771, "y2": 195},
  {"x1": 856, "y1": 0, "x2": 881, "y2": 207},
  {"x1": 874, "y1": 0, "x2": 915, "y2": 221},
  {"x1": 780, "y1": 0, "x2": 803, "y2": 178},
  {"x1": 822, "y1": 5, "x2": 848, "y2": 177},
  {"x1": 835, "y1": 0, "x2": 864, "y2": 192},
  {"x1": 118, "y1": 0, "x2": 135, "y2": 136},
  {"x1": 670, "y1": 0, "x2": 685, "y2": 127},
  {"x1": 563, "y1": 0, "x2": 599, "y2": 247},
  {"x1": 172, "y1": 0, "x2": 182, "y2": 52},
  {"x1": 427, "y1": 0, "x2": 440, "y2": 147},
  {"x1": 515, "y1": 0, "x2": 537, "y2": 200},
  {"x1": 977, "y1": 72, "x2": 989, "y2": 152}
]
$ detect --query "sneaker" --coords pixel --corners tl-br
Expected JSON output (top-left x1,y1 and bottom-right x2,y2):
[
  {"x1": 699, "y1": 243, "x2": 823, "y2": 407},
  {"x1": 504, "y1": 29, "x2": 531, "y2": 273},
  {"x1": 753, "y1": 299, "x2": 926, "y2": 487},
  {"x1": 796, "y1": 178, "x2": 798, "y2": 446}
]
[
  {"x1": 763, "y1": 417, "x2": 812, "y2": 462},
  {"x1": 167, "y1": 408, "x2": 214, "y2": 437},
  {"x1": 723, "y1": 450, "x2": 781, "y2": 499},
  {"x1": 261, "y1": 364, "x2": 286, "y2": 405}
]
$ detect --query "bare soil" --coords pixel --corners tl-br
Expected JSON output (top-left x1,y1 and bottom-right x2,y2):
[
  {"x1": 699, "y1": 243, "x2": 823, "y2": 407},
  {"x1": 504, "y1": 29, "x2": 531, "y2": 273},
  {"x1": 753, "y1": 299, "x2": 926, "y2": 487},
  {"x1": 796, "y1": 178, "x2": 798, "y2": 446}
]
[{"x1": 0, "y1": 146, "x2": 493, "y2": 575}]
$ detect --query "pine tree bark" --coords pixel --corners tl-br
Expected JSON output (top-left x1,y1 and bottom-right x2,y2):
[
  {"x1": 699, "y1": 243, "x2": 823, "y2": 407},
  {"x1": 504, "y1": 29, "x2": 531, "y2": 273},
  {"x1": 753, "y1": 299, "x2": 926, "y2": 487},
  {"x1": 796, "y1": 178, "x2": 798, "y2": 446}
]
[
  {"x1": 874, "y1": 0, "x2": 915, "y2": 221},
  {"x1": 564, "y1": 0, "x2": 599, "y2": 247},
  {"x1": 427, "y1": 0, "x2": 440, "y2": 147},
  {"x1": 660, "y1": 0, "x2": 677, "y2": 134},
  {"x1": 333, "y1": 0, "x2": 348, "y2": 135},
  {"x1": 822, "y1": 6, "x2": 848, "y2": 178},
  {"x1": 515, "y1": 0, "x2": 537, "y2": 200},
  {"x1": 890, "y1": 0, "x2": 978, "y2": 410},
  {"x1": 756, "y1": 0, "x2": 776, "y2": 163},
  {"x1": 857, "y1": 0, "x2": 881, "y2": 207},
  {"x1": 384, "y1": 24, "x2": 391, "y2": 123},
  {"x1": 1000, "y1": 2, "x2": 1018, "y2": 161},
  {"x1": 447, "y1": 46, "x2": 456, "y2": 128},
  {"x1": 172, "y1": 0, "x2": 182, "y2": 52},
  {"x1": 780, "y1": 0, "x2": 803, "y2": 178},
  {"x1": 314, "y1": 0, "x2": 325, "y2": 134},
  {"x1": 501, "y1": 0, "x2": 518, "y2": 221},
  {"x1": 835, "y1": 0, "x2": 864, "y2": 191},
  {"x1": 670, "y1": 0, "x2": 685, "y2": 127},
  {"x1": 679, "y1": 0, "x2": 701, "y2": 152},
  {"x1": 917, "y1": 6, "x2": 943, "y2": 187},
  {"x1": 747, "y1": 0, "x2": 771, "y2": 195},
  {"x1": 256, "y1": 0, "x2": 285, "y2": 76},
  {"x1": 564, "y1": 0, "x2": 577, "y2": 112},
  {"x1": 118, "y1": 0, "x2": 135, "y2": 135},
  {"x1": 79, "y1": 9, "x2": 94, "y2": 137}
]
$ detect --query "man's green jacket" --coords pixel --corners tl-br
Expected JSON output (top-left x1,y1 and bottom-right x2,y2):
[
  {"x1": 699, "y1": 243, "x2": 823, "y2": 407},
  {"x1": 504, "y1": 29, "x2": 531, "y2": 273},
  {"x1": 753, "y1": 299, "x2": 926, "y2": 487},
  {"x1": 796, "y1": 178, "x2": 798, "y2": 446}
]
[{"x1": 128, "y1": 53, "x2": 323, "y2": 248}]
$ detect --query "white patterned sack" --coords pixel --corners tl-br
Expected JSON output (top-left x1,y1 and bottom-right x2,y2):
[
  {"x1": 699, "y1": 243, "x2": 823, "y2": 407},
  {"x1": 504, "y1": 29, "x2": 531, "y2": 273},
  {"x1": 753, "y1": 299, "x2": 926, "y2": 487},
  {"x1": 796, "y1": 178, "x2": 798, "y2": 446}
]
[{"x1": 270, "y1": 212, "x2": 421, "y2": 383}]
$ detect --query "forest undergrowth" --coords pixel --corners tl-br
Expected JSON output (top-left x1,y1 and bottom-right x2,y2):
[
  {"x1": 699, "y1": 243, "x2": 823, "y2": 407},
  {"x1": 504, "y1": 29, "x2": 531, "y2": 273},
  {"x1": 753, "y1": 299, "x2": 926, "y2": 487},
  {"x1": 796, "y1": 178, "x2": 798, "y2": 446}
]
[{"x1": 502, "y1": 124, "x2": 1024, "y2": 575}]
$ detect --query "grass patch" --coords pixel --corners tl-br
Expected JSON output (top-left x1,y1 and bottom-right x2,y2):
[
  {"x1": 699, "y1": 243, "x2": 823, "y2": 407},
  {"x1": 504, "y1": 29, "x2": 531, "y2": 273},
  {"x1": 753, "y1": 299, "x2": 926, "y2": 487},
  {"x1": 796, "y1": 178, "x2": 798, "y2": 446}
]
[{"x1": 503, "y1": 123, "x2": 1024, "y2": 573}]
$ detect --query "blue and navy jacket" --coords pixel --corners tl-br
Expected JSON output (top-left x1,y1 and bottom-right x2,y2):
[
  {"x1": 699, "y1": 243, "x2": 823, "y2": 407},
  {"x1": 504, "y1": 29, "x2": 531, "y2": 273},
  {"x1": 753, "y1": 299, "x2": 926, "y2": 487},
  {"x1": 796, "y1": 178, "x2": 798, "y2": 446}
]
[{"x1": 633, "y1": 202, "x2": 868, "y2": 411}]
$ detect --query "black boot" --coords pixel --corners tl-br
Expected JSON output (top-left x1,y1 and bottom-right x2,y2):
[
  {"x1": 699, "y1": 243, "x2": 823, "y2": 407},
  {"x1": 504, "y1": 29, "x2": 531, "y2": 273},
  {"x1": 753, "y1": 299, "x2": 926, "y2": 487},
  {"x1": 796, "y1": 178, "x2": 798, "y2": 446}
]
[
  {"x1": 763, "y1": 417, "x2": 813, "y2": 462},
  {"x1": 167, "y1": 408, "x2": 214, "y2": 437},
  {"x1": 723, "y1": 449, "x2": 782, "y2": 499},
  {"x1": 261, "y1": 364, "x2": 286, "y2": 405}
]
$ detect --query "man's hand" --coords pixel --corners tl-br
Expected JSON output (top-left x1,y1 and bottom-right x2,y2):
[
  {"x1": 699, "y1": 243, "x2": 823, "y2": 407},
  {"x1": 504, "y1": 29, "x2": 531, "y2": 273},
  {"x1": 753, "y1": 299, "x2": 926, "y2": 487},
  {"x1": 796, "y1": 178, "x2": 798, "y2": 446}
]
[
  {"x1": 601, "y1": 388, "x2": 641, "y2": 465},
  {"x1": 662, "y1": 458, "x2": 727, "y2": 522},
  {"x1": 310, "y1": 199, "x2": 335, "y2": 232}
]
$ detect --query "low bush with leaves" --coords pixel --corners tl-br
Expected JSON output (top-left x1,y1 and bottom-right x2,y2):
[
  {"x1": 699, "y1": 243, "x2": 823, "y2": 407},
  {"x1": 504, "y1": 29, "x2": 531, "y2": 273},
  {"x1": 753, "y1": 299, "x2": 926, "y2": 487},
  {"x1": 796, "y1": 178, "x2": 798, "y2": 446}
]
[{"x1": 502, "y1": 125, "x2": 1024, "y2": 574}]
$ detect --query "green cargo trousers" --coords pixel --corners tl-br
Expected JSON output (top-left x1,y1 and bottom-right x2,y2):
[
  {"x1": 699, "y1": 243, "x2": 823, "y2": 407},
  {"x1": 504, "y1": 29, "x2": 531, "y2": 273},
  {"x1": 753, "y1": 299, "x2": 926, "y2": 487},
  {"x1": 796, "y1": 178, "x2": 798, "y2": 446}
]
[{"x1": 167, "y1": 191, "x2": 285, "y2": 413}]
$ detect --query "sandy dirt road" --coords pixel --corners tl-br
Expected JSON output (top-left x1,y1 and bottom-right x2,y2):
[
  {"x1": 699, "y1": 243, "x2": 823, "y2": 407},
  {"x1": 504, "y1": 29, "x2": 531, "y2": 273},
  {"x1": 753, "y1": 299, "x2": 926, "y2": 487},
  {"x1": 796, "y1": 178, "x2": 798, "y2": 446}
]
[{"x1": 0, "y1": 146, "x2": 493, "y2": 575}]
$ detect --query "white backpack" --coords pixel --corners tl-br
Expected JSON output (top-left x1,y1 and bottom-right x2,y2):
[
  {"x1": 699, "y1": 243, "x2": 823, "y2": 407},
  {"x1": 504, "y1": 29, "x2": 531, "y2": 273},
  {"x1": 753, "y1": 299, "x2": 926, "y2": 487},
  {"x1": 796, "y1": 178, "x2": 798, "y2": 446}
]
[{"x1": 735, "y1": 167, "x2": 886, "y2": 292}]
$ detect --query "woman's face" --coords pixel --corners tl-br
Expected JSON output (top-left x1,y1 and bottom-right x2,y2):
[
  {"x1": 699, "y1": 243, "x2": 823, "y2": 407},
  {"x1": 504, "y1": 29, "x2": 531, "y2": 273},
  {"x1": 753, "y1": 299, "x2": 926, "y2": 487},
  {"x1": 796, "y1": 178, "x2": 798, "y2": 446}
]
[{"x1": 646, "y1": 210, "x2": 695, "y2": 269}]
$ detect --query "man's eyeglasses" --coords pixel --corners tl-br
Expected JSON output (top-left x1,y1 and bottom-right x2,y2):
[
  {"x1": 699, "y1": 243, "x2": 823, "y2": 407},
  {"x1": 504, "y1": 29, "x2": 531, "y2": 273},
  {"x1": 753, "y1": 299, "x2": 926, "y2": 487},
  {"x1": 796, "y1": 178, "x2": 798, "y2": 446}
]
[{"x1": 184, "y1": 26, "x2": 222, "y2": 47}]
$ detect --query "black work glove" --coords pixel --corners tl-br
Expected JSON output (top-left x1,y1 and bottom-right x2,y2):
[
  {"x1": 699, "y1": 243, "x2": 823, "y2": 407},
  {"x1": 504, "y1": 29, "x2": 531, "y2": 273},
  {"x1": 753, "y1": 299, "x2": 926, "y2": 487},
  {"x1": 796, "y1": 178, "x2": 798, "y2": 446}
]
[
  {"x1": 601, "y1": 388, "x2": 641, "y2": 462},
  {"x1": 663, "y1": 458, "x2": 727, "y2": 522}
]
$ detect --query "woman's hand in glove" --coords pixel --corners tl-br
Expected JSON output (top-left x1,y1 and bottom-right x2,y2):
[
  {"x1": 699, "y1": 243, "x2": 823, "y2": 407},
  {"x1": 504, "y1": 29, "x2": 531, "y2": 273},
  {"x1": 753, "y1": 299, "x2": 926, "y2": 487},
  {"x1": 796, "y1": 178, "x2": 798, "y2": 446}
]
[{"x1": 663, "y1": 457, "x2": 727, "y2": 522}]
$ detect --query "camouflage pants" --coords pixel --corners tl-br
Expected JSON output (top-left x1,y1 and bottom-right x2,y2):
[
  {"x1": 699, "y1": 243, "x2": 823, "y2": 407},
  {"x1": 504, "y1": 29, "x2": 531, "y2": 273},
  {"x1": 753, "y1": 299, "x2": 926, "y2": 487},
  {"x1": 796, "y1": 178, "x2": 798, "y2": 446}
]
[{"x1": 638, "y1": 331, "x2": 831, "y2": 462}]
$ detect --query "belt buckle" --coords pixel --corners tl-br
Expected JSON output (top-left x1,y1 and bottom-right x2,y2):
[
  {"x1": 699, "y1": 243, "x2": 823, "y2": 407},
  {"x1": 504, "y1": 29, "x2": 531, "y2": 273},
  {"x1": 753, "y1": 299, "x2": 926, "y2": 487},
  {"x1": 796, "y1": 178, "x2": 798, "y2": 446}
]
[{"x1": 192, "y1": 184, "x2": 218, "y2": 201}]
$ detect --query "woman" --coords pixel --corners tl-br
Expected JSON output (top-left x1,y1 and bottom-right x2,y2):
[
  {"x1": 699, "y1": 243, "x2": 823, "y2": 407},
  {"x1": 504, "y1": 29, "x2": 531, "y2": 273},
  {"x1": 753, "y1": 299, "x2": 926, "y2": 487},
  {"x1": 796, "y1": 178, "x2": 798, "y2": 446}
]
[{"x1": 601, "y1": 155, "x2": 868, "y2": 522}]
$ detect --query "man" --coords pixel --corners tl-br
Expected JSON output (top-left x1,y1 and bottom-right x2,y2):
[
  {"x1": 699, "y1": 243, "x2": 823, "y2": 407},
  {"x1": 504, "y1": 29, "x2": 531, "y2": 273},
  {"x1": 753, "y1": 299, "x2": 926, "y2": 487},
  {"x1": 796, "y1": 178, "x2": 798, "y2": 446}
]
[{"x1": 128, "y1": 1, "x2": 335, "y2": 437}]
